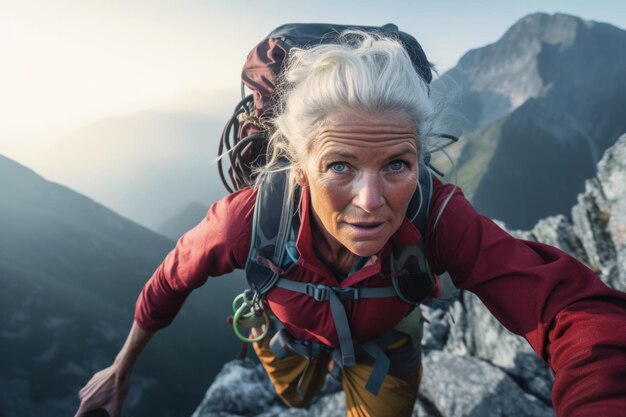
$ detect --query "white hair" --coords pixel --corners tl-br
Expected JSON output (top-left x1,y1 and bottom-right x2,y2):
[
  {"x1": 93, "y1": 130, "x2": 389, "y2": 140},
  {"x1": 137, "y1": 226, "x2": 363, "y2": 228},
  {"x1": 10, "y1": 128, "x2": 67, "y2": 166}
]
[{"x1": 259, "y1": 30, "x2": 438, "y2": 196}]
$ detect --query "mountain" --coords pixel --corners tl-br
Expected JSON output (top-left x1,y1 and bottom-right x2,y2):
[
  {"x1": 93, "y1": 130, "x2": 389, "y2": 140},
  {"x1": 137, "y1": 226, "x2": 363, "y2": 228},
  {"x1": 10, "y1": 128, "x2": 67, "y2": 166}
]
[
  {"x1": 0, "y1": 155, "x2": 247, "y2": 417},
  {"x1": 145, "y1": 89, "x2": 239, "y2": 115},
  {"x1": 31, "y1": 109, "x2": 231, "y2": 231},
  {"x1": 191, "y1": 133, "x2": 626, "y2": 417},
  {"x1": 434, "y1": 13, "x2": 626, "y2": 228},
  {"x1": 157, "y1": 201, "x2": 211, "y2": 241}
]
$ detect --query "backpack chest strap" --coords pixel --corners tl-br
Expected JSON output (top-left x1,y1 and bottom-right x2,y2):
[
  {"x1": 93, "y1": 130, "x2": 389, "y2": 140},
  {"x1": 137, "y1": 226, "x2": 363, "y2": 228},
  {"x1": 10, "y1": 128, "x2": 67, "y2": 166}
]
[
  {"x1": 275, "y1": 279, "x2": 398, "y2": 368},
  {"x1": 276, "y1": 279, "x2": 398, "y2": 301}
]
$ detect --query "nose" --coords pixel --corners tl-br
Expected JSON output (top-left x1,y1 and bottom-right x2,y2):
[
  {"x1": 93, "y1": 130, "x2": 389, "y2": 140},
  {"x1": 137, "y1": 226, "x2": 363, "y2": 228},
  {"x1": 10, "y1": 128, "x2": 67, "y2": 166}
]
[{"x1": 353, "y1": 173, "x2": 385, "y2": 212}]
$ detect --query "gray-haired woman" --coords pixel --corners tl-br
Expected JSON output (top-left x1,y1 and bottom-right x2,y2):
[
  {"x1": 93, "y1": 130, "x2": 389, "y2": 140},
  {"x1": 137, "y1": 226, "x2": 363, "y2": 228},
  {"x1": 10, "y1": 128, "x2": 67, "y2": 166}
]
[{"x1": 76, "y1": 29, "x2": 626, "y2": 417}]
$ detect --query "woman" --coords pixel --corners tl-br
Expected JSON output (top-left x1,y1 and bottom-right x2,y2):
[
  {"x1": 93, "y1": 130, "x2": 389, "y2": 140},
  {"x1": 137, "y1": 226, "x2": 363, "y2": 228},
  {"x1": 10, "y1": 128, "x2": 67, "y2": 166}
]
[{"x1": 75, "y1": 31, "x2": 626, "y2": 417}]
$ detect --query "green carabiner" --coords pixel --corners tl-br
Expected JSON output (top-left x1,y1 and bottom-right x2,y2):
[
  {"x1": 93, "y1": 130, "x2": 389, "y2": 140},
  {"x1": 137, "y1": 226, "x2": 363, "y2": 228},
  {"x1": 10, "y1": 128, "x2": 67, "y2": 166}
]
[
  {"x1": 232, "y1": 293, "x2": 254, "y2": 319},
  {"x1": 232, "y1": 303, "x2": 270, "y2": 342},
  {"x1": 231, "y1": 290, "x2": 269, "y2": 342}
]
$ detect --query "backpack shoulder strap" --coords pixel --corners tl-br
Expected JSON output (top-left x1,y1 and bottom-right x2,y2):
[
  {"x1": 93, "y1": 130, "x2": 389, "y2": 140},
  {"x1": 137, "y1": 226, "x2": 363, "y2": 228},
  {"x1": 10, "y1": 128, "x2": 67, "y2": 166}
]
[
  {"x1": 390, "y1": 161, "x2": 437, "y2": 305},
  {"x1": 406, "y1": 161, "x2": 433, "y2": 234},
  {"x1": 245, "y1": 170, "x2": 298, "y2": 294}
]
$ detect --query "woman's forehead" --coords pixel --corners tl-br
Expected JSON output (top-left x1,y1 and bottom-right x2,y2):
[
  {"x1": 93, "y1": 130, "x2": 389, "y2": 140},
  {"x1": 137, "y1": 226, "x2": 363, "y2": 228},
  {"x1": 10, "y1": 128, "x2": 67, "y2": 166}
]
[
  {"x1": 319, "y1": 109, "x2": 415, "y2": 132},
  {"x1": 311, "y1": 109, "x2": 418, "y2": 156},
  {"x1": 313, "y1": 136, "x2": 418, "y2": 164}
]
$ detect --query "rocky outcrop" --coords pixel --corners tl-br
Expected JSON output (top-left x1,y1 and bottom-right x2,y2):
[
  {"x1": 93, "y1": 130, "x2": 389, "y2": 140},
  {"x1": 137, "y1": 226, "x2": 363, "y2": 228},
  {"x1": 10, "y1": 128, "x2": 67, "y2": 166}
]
[{"x1": 193, "y1": 134, "x2": 626, "y2": 416}]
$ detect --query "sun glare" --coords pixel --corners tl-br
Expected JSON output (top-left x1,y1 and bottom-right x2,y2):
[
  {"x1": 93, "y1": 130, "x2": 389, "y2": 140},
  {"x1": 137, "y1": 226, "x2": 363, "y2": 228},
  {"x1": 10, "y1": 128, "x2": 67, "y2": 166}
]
[{"x1": 0, "y1": 2, "x2": 244, "y2": 140}]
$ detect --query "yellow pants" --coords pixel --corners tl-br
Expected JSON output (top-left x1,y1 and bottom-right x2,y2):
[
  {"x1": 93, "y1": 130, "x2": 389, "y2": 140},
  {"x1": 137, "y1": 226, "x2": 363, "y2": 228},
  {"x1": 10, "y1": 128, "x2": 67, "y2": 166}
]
[{"x1": 253, "y1": 335, "x2": 422, "y2": 417}]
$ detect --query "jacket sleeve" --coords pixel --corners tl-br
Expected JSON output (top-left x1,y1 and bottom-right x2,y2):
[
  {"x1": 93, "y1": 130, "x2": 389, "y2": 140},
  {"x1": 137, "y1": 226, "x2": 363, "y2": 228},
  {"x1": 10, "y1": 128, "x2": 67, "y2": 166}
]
[
  {"x1": 134, "y1": 188, "x2": 256, "y2": 331},
  {"x1": 426, "y1": 181, "x2": 626, "y2": 417}
]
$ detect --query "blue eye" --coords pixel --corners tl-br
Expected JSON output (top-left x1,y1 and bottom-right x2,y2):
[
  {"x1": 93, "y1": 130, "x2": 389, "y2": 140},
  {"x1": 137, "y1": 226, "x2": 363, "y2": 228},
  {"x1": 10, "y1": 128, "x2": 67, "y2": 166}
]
[
  {"x1": 329, "y1": 162, "x2": 347, "y2": 173},
  {"x1": 388, "y1": 160, "x2": 407, "y2": 172}
]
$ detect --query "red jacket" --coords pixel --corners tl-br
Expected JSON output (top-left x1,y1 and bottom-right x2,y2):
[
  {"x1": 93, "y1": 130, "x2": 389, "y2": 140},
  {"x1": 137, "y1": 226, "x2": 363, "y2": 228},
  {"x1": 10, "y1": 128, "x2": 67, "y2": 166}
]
[{"x1": 135, "y1": 180, "x2": 626, "y2": 416}]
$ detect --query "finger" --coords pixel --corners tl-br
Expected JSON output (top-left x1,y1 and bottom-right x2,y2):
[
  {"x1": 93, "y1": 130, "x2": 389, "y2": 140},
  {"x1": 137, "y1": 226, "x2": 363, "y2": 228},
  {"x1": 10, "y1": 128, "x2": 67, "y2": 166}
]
[
  {"x1": 105, "y1": 405, "x2": 116, "y2": 417},
  {"x1": 80, "y1": 408, "x2": 111, "y2": 417},
  {"x1": 74, "y1": 403, "x2": 86, "y2": 417},
  {"x1": 75, "y1": 393, "x2": 102, "y2": 417},
  {"x1": 110, "y1": 398, "x2": 123, "y2": 417},
  {"x1": 75, "y1": 402, "x2": 101, "y2": 417},
  {"x1": 79, "y1": 383, "x2": 92, "y2": 399}
]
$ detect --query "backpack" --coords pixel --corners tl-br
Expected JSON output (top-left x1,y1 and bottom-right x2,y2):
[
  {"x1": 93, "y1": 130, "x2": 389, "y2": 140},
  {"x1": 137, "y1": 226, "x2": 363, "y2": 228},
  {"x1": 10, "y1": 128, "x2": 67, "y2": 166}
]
[{"x1": 219, "y1": 23, "x2": 455, "y2": 396}]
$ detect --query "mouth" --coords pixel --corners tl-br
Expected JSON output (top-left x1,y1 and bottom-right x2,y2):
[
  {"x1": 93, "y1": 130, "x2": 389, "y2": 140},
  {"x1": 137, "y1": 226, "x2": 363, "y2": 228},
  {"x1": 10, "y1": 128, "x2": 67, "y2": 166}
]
[
  {"x1": 346, "y1": 221, "x2": 385, "y2": 237},
  {"x1": 350, "y1": 222, "x2": 384, "y2": 228}
]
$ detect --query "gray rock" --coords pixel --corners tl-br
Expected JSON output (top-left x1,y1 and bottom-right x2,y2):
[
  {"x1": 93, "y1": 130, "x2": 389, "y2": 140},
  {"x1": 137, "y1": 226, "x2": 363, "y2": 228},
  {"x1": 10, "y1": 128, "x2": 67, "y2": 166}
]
[
  {"x1": 422, "y1": 307, "x2": 450, "y2": 351},
  {"x1": 572, "y1": 134, "x2": 626, "y2": 290},
  {"x1": 413, "y1": 395, "x2": 443, "y2": 417},
  {"x1": 191, "y1": 360, "x2": 281, "y2": 417},
  {"x1": 305, "y1": 391, "x2": 345, "y2": 417},
  {"x1": 193, "y1": 360, "x2": 345, "y2": 417},
  {"x1": 438, "y1": 292, "x2": 554, "y2": 404},
  {"x1": 528, "y1": 215, "x2": 588, "y2": 262},
  {"x1": 420, "y1": 352, "x2": 554, "y2": 417}
]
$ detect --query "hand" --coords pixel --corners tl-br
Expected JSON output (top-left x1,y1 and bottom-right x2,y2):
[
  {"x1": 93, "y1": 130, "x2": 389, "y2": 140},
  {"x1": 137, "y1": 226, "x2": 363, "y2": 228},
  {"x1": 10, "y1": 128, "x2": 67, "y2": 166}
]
[
  {"x1": 75, "y1": 321, "x2": 155, "y2": 417},
  {"x1": 74, "y1": 364, "x2": 131, "y2": 417}
]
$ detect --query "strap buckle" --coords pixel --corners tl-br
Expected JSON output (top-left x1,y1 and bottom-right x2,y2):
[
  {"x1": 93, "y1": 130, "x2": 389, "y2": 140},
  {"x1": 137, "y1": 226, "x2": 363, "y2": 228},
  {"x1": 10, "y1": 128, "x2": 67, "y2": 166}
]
[
  {"x1": 334, "y1": 287, "x2": 360, "y2": 301},
  {"x1": 304, "y1": 284, "x2": 361, "y2": 301},
  {"x1": 305, "y1": 283, "x2": 330, "y2": 301}
]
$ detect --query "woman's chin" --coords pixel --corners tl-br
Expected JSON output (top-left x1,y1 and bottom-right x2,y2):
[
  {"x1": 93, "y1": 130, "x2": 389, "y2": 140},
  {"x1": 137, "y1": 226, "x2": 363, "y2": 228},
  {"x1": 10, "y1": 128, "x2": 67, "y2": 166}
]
[{"x1": 347, "y1": 242, "x2": 385, "y2": 258}]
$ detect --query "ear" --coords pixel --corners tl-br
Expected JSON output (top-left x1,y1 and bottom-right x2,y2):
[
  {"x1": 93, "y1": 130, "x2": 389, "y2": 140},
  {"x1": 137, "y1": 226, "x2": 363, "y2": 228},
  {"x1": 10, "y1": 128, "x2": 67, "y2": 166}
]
[{"x1": 294, "y1": 168, "x2": 308, "y2": 186}]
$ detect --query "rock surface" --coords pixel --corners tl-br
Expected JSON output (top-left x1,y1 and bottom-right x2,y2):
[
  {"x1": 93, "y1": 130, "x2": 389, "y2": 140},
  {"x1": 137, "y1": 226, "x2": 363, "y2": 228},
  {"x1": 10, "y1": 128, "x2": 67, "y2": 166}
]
[{"x1": 193, "y1": 135, "x2": 626, "y2": 416}]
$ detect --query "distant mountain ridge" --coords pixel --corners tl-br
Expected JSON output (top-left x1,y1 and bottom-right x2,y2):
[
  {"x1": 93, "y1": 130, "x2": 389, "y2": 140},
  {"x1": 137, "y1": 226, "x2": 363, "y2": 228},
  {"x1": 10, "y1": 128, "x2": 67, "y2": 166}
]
[
  {"x1": 439, "y1": 13, "x2": 585, "y2": 131},
  {"x1": 157, "y1": 201, "x2": 210, "y2": 241},
  {"x1": 0, "y1": 154, "x2": 246, "y2": 417},
  {"x1": 31, "y1": 108, "x2": 229, "y2": 231},
  {"x1": 436, "y1": 12, "x2": 626, "y2": 228}
]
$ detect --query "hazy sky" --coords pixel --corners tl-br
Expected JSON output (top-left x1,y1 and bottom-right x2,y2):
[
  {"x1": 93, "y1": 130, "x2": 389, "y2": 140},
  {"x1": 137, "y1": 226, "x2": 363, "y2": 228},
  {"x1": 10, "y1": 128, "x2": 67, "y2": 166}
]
[{"x1": 2, "y1": 0, "x2": 625, "y2": 142}]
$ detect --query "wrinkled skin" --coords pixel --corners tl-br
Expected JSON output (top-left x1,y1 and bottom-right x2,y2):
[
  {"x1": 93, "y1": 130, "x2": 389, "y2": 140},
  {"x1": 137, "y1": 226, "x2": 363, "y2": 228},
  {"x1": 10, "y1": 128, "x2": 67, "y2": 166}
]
[
  {"x1": 301, "y1": 109, "x2": 419, "y2": 274},
  {"x1": 74, "y1": 364, "x2": 130, "y2": 417}
]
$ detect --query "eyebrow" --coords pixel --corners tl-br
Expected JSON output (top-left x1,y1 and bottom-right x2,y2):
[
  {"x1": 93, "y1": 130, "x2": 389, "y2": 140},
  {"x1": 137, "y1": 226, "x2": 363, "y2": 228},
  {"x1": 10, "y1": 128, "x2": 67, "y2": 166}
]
[
  {"x1": 319, "y1": 147, "x2": 417, "y2": 162},
  {"x1": 324, "y1": 151, "x2": 357, "y2": 161},
  {"x1": 386, "y1": 149, "x2": 418, "y2": 160}
]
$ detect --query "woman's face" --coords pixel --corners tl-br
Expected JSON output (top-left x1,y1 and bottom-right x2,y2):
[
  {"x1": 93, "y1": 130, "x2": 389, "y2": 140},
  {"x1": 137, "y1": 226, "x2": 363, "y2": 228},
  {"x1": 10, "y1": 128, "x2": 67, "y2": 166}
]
[{"x1": 302, "y1": 109, "x2": 419, "y2": 258}]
